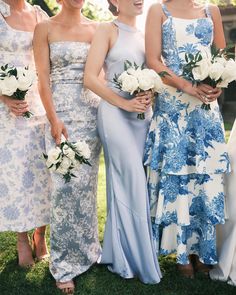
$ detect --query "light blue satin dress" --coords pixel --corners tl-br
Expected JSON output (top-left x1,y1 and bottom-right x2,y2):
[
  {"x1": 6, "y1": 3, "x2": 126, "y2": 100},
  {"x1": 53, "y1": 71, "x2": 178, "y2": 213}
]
[{"x1": 98, "y1": 20, "x2": 162, "y2": 284}]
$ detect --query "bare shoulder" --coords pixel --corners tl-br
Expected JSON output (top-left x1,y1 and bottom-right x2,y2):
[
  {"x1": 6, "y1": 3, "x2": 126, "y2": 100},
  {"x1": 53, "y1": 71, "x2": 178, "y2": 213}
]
[
  {"x1": 34, "y1": 19, "x2": 48, "y2": 35},
  {"x1": 95, "y1": 21, "x2": 115, "y2": 35},
  {"x1": 208, "y1": 3, "x2": 221, "y2": 17},
  {"x1": 148, "y1": 3, "x2": 164, "y2": 15},
  {"x1": 147, "y1": 3, "x2": 165, "y2": 22}
]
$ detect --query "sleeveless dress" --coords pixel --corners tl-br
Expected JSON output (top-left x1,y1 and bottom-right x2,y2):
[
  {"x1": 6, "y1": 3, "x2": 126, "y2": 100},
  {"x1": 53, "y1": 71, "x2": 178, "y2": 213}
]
[
  {"x1": 210, "y1": 120, "x2": 236, "y2": 285},
  {"x1": 47, "y1": 41, "x2": 101, "y2": 282},
  {"x1": 144, "y1": 4, "x2": 230, "y2": 265},
  {"x1": 0, "y1": 0, "x2": 51, "y2": 232},
  {"x1": 97, "y1": 20, "x2": 162, "y2": 284}
]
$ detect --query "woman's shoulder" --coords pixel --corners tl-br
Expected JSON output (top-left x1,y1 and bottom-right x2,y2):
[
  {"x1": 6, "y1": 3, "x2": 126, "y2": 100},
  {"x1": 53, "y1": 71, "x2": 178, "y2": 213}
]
[
  {"x1": 207, "y1": 3, "x2": 221, "y2": 15},
  {"x1": 33, "y1": 5, "x2": 49, "y2": 21},
  {"x1": 147, "y1": 3, "x2": 166, "y2": 19}
]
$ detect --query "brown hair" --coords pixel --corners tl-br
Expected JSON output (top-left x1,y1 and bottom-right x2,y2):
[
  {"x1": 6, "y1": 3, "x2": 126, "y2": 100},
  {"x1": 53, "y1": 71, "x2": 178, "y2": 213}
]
[{"x1": 107, "y1": 0, "x2": 118, "y2": 16}]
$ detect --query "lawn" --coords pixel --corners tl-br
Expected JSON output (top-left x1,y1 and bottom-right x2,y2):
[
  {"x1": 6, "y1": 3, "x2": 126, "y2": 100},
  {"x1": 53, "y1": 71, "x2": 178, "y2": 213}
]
[{"x1": 0, "y1": 123, "x2": 235, "y2": 295}]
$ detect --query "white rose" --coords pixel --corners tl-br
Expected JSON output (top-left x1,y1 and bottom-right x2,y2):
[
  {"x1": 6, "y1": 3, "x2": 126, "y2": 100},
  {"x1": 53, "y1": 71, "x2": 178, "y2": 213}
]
[
  {"x1": 133, "y1": 69, "x2": 155, "y2": 91},
  {"x1": 214, "y1": 57, "x2": 227, "y2": 66},
  {"x1": 16, "y1": 67, "x2": 36, "y2": 91},
  {"x1": 0, "y1": 75, "x2": 19, "y2": 96},
  {"x1": 118, "y1": 71, "x2": 129, "y2": 83},
  {"x1": 208, "y1": 62, "x2": 225, "y2": 81},
  {"x1": 56, "y1": 156, "x2": 72, "y2": 175},
  {"x1": 74, "y1": 141, "x2": 91, "y2": 159},
  {"x1": 46, "y1": 147, "x2": 62, "y2": 167},
  {"x1": 192, "y1": 59, "x2": 211, "y2": 81},
  {"x1": 126, "y1": 67, "x2": 137, "y2": 76},
  {"x1": 153, "y1": 74, "x2": 164, "y2": 93},
  {"x1": 120, "y1": 74, "x2": 139, "y2": 94},
  {"x1": 62, "y1": 144, "x2": 75, "y2": 161},
  {"x1": 217, "y1": 59, "x2": 236, "y2": 88}
]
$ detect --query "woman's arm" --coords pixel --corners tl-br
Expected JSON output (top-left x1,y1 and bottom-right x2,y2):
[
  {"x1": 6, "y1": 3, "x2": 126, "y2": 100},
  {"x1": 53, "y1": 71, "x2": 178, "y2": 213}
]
[
  {"x1": 84, "y1": 23, "x2": 149, "y2": 113},
  {"x1": 33, "y1": 21, "x2": 68, "y2": 145},
  {"x1": 145, "y1": 4, "x2": 220, "y2": 102},
  {"x1": 210, "y1": 4, "x2": 226, "y2": 49}
]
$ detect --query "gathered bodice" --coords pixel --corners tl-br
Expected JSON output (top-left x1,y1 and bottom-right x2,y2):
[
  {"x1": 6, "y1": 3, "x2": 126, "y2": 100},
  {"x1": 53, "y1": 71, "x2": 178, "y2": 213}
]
[
  {"x1": 49, "y1": 41, "x2": 90, "y2": 84},
  {"x1": 105, "y1": 20, "x2": 145, "y2": 98},
  {"x1": 161, "y1": 4, "x2": 214, "y2": 76}
]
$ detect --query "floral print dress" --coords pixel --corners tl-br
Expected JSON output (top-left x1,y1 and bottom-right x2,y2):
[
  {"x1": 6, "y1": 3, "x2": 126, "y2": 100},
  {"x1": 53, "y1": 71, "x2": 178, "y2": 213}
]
[
  {"x1": 144, "y1": 4, "x2": 230, "y2": 265},
  {"x1": 0, "y1": 0, "x2": 51, "y2": 232},
  {"x1": 47, "y1": 41, "x2": 101, "y2": 282}
]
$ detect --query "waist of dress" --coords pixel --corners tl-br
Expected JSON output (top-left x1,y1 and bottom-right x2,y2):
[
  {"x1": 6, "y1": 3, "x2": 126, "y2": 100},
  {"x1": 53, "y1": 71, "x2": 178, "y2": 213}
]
[
  {"x1": 50, "y1": 77, "x2": 83, "y2": 84},
  {"x1": 50, "y1": 70, "x2": 84, "y2": 84}
]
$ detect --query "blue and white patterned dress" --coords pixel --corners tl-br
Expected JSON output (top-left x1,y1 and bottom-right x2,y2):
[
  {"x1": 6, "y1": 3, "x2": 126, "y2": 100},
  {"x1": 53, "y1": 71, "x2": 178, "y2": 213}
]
[
  {"x1": 47, "y1": 41, "x2": 101, "y2": 283},
  {"x1": 144, "y1": 4, "x2": 230, "y2": 265},
  {"x1": 0, "y1": 0, "x2": 51, "y2": 232}
]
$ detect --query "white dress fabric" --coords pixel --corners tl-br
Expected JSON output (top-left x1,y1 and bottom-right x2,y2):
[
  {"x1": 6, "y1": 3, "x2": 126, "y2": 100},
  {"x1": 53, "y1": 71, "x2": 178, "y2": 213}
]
[
  {"x1": 210, "y1": 120, "x2": 236, "y2": 286},
  {"x1": 0, "y1": 0, "x2": 51, "y2": 232}
]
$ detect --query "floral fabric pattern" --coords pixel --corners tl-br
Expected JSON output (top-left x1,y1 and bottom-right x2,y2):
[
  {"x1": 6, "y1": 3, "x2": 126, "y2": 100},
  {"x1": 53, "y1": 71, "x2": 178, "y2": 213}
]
[
  {"x1": 144, "y1": 4, "x2": 230, "y2": 265},
  {"x1": 48, "y1": 41, "x2": 101, "y2": 282},
  {"x1": 0, "y1": 0, "x2": 51, "y2": 232}
]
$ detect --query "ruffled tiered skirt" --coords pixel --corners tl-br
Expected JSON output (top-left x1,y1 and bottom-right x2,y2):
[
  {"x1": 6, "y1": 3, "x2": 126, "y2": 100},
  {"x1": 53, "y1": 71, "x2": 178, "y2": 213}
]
[{"x1": 144, "y1": 86, "x2": 230, "y2": 265}]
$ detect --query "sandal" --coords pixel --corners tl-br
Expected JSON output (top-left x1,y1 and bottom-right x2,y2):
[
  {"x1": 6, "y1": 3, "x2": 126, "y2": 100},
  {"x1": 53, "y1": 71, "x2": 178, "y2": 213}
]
[
  {"x1": 191, "y1": 255, "x2": 210, "y2": 275},
  {"x1": 17, "y1": 238, "x2": 35, "y2": 268},
  {"x1": 32, "y1": 230, "x2": 49, "y2": 262},
  {"x1": 56, "y1": 280, "x2": 75, "y2": 294},
  {"x1": 177, "y1": 263, "x2": 194, "y2": 279}
]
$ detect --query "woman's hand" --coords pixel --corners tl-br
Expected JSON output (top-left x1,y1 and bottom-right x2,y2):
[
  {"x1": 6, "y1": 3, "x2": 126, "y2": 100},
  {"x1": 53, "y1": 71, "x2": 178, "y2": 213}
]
[
  {"x1": 121, "y1": 91, "x2": 152, "y2": 113},
  {"x1": 50, "y1": 118, "x2": 69, "y2": 145},
  {"x1": 136, "y1": 90, "x2": 153, "y2": 108},
  {"x1": 182, "y1": 82, "x2": 222, "y2": 103},
  {"x1": 1, "y1": 95, "x2": 29, "y2": 116}
]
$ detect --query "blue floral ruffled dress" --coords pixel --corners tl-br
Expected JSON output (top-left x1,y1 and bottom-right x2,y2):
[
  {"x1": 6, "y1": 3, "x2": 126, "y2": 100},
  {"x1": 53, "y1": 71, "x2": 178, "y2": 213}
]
[{"x1": 144, "y1": 4, "x2": 230, "y2": 265}]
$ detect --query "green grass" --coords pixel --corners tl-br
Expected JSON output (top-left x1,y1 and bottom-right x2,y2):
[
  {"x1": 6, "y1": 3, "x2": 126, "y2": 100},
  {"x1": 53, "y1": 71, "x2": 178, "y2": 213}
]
[{"x1": 0, "y1": 128, "x2": 235, "y2": 295}]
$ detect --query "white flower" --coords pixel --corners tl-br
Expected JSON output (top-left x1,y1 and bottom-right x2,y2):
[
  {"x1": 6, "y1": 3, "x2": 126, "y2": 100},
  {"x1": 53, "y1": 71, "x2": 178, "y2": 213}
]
[
  {"x1": 118, "y1": 71, "x2": 129, "y2": 83},
  {"x1": 126, "y1": 67, "x2": 137, "y2": 76},
  {"x1": 0, "y1": 75, "x2": 19, "y2": 96},
  {"x1": 214, "y1": 56, "x2": 227, "y2": 66},
  {"x1": 153, "y1": 74, "x2": 164, "y2": 93},
  {"x1": 192, "y1": 58, "x2": 211, "y2": 81},
  {"x1": 120, "y1": 74, "x2": 139, "y2": 94},
  {"x1": 74, "y1": 141, "x2": 91, "y2": 159},
  {"x1": 46, "y1": 147, "x2": 62, "y2": 167},
  {"x1": 16, "y1": 67, "x2": 36, "y2": 91},
  {"x1": 62, "y1": 144, "x2": 75, "y2": 161},
  {"x1": 217, "y1": 59, "x2": 236, "y2": 88},
  {"x1": 56, "y1": 157, "x2": 72, "y2": 175},
  {"x1": 208, "y1": 62, "x2": 225, "y2": 81},
  {"x1": 134, "y1": 69, "x2": 155, "y2": 91}
]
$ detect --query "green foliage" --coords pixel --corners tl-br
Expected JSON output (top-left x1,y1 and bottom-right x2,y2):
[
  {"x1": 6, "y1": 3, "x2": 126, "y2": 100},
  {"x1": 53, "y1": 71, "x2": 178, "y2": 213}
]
[
  {"x1": 82, "y1": 1, "x2": 113, "y2": 21},
  {"x1": 27, "y1": 0, "x2": 113, "y2": 20}
]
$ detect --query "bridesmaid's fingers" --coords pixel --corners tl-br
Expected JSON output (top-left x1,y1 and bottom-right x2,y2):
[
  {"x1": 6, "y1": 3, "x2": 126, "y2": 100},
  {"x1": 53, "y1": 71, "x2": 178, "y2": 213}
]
[
  {"x1": 62, "y1": 127, "x2": 69, "y2": 141},
  {"x1": 55, "y1": 132, "x2": 62, "y2": 146}
]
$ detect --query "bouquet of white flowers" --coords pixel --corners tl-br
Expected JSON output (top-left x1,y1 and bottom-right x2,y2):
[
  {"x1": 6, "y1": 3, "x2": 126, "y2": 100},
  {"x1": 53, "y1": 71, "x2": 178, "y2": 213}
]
[
  {"x1": 43, "y1": 140, "x2": 91, "y2": 183},
  {"x1": 182, "y1": 46, "x2": 236, "y2": 110},
  {"x1": 0, "y1": 64, "x2": 36, "y2": 118},
  {"x1": 113, "y1": 61, "x2": 164, "y2": 119}
]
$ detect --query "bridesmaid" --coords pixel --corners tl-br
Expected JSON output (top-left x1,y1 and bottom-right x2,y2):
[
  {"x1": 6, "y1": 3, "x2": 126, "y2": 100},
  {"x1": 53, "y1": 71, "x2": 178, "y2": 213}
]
[
  {"x1": 84, "y1": 0, "x2": 162, "y2": 284},
  {"x1": 0, "y1": 0, "x2": 50, "y2": 267},
  {"x1": 33, "y1": 0, "x2": 101, "y2": 293},
  {"x1": 144, "y1": 0, "x2": 230, "y2": 278},
  {"x1": 210, "y1": 119, "x2": 236, "y2": 286}
]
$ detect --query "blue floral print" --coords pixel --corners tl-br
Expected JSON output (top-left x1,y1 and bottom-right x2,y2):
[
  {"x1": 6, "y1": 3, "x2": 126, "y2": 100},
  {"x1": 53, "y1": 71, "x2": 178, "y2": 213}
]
[{"x1": 144, "y1": 4, "x2": 230, "y2": 265}]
